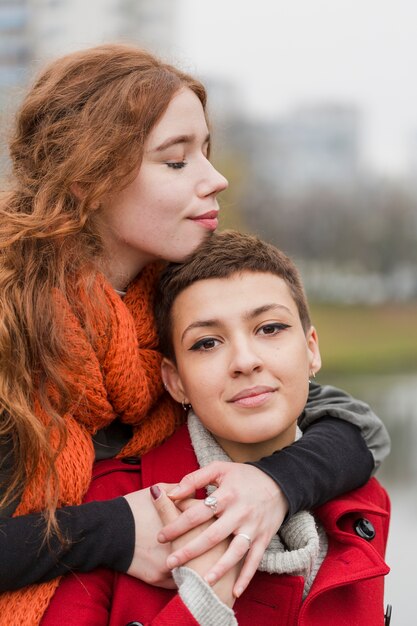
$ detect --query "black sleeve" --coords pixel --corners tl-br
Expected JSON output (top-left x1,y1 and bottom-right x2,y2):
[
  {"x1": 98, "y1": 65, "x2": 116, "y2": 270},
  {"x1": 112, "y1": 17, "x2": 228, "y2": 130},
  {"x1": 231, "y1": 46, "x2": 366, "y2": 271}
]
[
  {"x1": 249, "y1": 417, "x2": 374, "y2": 518},
  {"x1": 0, "y1": 497, "x2": 135, "y2": 592},
  {"x1": 299, "y1": 381, "x2": 390, "y2": 471}
]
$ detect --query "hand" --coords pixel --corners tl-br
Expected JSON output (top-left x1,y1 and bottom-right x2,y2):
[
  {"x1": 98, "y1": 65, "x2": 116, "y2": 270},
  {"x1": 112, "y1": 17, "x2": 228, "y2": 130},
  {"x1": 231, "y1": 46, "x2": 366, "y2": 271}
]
[
  {"x1": 151, "y1": 485, "x2": 238, "y2": 608},
  {"x1": 123, "y1": 483, "x2": 179, "y2": 589},
  {"x1": 159, "y1": 462, "x2": 288, "y2": 597}
]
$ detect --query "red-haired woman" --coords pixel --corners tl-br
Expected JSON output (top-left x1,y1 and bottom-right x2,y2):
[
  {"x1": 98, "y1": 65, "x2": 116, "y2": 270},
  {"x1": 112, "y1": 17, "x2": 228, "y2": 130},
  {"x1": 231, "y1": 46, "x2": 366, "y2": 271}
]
[{"x1": 0, "y1": 44, "x2": 389, "y2": 625}]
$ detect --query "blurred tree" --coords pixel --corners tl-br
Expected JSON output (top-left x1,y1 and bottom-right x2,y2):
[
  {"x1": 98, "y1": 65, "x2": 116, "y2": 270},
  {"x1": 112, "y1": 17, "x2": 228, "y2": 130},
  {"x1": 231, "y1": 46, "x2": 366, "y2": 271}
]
[
  {"x1": 241, "y1": 179, "x2": 417, "y2": 275},
  {"x1": 211, "y1": 148, "x2": 250, "y2": 232}
]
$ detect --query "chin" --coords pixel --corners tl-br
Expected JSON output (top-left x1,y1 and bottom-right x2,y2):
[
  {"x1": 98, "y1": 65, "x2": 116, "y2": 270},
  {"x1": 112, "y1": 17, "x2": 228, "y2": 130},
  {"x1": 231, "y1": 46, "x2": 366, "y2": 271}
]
[
  {"x1": 184, "y1": 229, "x2": 214, "y2": 255},
  {"x1": 236, "y1": 433, "x2": 277, "y2": 445},
  {"x1": 167, "y1": 237, "x2": 210, "y2": 263}
]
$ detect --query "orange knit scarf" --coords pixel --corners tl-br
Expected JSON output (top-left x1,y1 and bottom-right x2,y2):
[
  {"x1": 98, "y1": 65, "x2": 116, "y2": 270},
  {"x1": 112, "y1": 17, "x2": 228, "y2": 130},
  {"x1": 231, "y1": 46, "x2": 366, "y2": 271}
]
[{"x1": 0, "y1": 263, "x2": 182, "y2": 626}]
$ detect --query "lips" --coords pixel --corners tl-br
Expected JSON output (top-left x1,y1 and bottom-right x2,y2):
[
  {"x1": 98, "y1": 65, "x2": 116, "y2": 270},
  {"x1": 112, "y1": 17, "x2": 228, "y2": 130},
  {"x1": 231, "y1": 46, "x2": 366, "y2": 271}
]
[
  {"x1": 189, "y1": 210, "x2": 219, "y2": 231},
  {"x1": 228, "y1": 386, "x2": 276, "y2": 408}
]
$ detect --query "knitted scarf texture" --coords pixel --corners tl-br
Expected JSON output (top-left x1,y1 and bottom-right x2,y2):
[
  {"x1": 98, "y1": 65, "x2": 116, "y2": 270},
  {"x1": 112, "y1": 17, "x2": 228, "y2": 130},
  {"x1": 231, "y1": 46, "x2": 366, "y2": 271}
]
[{"x1": 0, "y1": 263, "x2": 182, "y2": 626}]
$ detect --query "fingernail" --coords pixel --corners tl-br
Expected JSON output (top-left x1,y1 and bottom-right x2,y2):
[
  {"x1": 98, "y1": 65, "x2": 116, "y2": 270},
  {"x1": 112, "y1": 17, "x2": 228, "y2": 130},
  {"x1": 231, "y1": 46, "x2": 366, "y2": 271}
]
[
  {"x1": 150, "y1": 485, "x2": 161, "y2": 500},
  {"x1": 167, "y1": 556, "x2": 179, "y2": 569},
  {"x1": 204, "y1": 572, "x2": 217, "y2": 586},
  {"x1": 235, "y1": 586, "x2": 244, "y2": 598},
  {"x1": 167, "y1": 485, "x2": 180, "y2": 497},
  {"x1": 157, "y1": 532, "x2": 166, "y2": 543}
]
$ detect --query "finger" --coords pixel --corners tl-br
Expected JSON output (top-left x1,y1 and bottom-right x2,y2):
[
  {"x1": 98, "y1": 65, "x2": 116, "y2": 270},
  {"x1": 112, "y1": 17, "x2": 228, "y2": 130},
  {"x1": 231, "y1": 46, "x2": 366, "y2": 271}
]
[
  {"x1": 150, "y1": 485, "x2": 181, "y2": 525},
  {"x1": 158, "y1": 482, "x2": 183, "y2": 493},
  {"x1": 167, "y1": 463, "x2": 223, "y2": 500},
  {"x1": 158, "y1": 499, "x2": 216, "y2": 543},
  {"x1": 202, "y1": 533, "x2": 251, "y2": 586},
  {"x1": 165, "y1": 515, "x2": 238, "y2": 569},
  {"x1": 176, "y1": 497, "x2": 201, "y2": 512},
  {"x1": 232, "y1": 542, "x2": 266, "y2": 597}
]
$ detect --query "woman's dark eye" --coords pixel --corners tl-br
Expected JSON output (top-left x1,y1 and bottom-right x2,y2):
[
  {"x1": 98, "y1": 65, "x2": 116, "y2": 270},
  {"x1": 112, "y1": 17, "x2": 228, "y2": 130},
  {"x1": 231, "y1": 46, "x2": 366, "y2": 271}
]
[
  {"x1": 258, "y1": 323, "x2": 290, "y2": 336},
  {"x1": 190, "y1": 338, "x2": 219, "y2": 351}
]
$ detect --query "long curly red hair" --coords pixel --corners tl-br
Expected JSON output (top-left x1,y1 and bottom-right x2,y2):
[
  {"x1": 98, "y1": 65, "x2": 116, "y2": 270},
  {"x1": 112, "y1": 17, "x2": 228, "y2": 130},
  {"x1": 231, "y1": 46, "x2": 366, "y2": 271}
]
[{"x1": 0, "y1": 43, "x2": 207, "y2": 532}]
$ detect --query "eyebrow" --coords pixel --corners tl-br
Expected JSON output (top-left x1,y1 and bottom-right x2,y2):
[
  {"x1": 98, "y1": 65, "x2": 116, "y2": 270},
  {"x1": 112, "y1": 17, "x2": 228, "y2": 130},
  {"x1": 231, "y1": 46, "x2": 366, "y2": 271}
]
[
  {"x1": 150, "y1": 132, "x2": 210, "y2": 153},
  {"x1": 181, "y1": 303, "x2": 293, "y2": 342}
]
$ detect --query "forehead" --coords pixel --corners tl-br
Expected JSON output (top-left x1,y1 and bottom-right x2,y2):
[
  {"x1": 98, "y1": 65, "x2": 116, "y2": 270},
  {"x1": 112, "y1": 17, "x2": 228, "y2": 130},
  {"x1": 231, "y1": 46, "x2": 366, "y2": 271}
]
[
  {"x1": 147, "y1": 88, "x2": 207, "y2": 143},
  {"x1": 171, "y1": 271, "x2": 299, "y2": 326}
]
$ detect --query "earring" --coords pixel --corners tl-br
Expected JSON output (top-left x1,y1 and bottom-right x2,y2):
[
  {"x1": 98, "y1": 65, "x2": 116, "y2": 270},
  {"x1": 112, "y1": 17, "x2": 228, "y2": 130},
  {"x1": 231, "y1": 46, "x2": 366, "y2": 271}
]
[
  {"x1": 309, "y1": 370, "x2": 316, "y2": 384},
  {"x1": 182, "y1": 399, "x2": 191, "y2": 412}
]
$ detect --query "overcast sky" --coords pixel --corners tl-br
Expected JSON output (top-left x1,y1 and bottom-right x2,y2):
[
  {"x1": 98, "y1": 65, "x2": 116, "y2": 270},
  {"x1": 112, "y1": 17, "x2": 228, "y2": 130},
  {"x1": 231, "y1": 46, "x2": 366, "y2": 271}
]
[{"x1": 177, "y1": 0, "x2": 417, "y2": 176}]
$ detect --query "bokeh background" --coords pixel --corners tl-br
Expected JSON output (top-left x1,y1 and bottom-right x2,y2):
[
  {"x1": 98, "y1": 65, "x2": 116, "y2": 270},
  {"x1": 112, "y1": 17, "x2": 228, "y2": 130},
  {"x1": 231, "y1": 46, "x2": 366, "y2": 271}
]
[{"x1": 1, "y1": 1, "x2": 416, "y2": 622}]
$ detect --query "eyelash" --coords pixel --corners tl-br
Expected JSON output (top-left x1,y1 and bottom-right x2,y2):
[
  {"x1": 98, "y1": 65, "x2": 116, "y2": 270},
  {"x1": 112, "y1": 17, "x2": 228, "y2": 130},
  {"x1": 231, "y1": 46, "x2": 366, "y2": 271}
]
[
  {"x1": 166, "y1": 161, "x2": 187, "y2": 170},
  {"x1": 257, "y1": 322, "x2": 290, "y2": 336},
  {"x1": 189, "y1": 337, "x2": 220, "y2": 352},
  {"x1": 189, "y1": 323, "x2": 290, "y2": 352}
]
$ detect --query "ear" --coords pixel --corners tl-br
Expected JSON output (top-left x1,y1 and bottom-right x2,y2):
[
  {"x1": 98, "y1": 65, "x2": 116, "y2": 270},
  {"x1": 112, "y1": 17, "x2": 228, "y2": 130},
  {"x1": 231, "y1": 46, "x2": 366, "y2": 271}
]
[
  {"x1": 306, "y1": 326, "x2": 322, "y2": 376},
  {"x1": 161, "y1": 358, "x2": 189, "y2": 404}
]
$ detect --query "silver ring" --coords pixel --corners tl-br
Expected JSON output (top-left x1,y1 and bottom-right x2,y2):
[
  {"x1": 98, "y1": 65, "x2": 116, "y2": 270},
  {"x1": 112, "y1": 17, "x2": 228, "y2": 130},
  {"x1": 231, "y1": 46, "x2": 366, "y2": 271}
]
[
  {"x1": 236, "y1": 532, "x2": 252, "y2": 548},
  {"x1": 204, "y1": 495, "x2": 218, "y2": 513}
]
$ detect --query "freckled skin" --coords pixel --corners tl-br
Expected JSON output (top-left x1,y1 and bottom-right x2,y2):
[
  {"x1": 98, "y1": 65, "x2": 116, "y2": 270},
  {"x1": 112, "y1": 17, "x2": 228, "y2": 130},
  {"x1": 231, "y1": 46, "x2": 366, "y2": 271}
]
[{"x1": 97, "y1": 88, "x2": 228, "y2": 290}]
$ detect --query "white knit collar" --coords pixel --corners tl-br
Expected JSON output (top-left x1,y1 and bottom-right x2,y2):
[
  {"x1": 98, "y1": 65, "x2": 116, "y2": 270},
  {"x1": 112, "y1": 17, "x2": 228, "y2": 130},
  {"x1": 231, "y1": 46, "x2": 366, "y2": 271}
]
[{"x1": 187, "y1": 411, "x2": 327, "y2": 597}]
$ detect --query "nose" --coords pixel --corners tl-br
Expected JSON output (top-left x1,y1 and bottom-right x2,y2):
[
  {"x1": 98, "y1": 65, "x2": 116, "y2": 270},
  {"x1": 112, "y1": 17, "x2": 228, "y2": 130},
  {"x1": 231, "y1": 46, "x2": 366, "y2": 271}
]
[
  {"x1": 197, "y1": 159, "x2": 228, "y2": 198},
  {"x1": 228, "y1": 337, "x2": 263, "y2": 377}
]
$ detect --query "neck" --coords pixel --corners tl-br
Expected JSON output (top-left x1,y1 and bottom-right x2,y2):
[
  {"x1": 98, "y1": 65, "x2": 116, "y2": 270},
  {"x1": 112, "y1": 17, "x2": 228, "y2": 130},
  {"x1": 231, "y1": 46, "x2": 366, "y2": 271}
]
[
  {"x1": 97, "y1": 227, "x2": 153, "y2": 290},
  {"x1": 213, "y1": 423, "x2": 297, "y2": 463},
  {"x1": 99, "y1": 252, "x2": 149, "y2": 291}
]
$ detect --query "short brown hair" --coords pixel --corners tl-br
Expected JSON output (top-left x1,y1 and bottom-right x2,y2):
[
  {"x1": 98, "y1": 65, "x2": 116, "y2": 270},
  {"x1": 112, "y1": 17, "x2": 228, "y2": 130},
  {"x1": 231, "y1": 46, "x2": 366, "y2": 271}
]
[{"x1": 155, "y1": 230, "x2": 311, "y2": 361}]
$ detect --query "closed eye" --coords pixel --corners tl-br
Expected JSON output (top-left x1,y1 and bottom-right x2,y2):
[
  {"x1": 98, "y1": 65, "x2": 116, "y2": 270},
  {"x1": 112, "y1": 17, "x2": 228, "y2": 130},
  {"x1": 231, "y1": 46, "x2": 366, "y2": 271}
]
[{"x1": 166, "y1": 161, "x2": 187, "y2": 170}]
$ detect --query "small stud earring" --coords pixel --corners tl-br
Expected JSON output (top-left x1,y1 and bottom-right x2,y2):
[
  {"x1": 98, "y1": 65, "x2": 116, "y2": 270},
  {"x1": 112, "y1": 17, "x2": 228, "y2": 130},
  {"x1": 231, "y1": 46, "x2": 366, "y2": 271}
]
[{"x1": 309, "y1": 370, "x2": 316, "y2": 383}]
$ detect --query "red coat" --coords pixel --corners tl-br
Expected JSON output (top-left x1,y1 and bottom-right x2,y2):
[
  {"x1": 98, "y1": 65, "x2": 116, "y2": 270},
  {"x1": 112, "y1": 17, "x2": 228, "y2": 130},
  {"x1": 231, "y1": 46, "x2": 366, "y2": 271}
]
[{"x1": 42, "y1": 425, "x2": 390, "y2": 626}]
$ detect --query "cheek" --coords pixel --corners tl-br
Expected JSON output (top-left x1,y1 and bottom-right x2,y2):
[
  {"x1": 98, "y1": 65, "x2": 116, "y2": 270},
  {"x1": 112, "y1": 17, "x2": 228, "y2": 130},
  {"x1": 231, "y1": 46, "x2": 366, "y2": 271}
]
[
  {"x1": 183, "y1": 365, "x2": 222, "y2": 409},
  {"x1": 177, "y1": 364, "x2": 204, "y2": 403},
  {"x1": 275, "y1": 347, "x2": 310, "y2": 391},
  {"x1": 123, "y1": 174, "x2": 167, "y2": 213},
  {"x1": 287, "y1": 343, "x2": 311, "y2": 371}
]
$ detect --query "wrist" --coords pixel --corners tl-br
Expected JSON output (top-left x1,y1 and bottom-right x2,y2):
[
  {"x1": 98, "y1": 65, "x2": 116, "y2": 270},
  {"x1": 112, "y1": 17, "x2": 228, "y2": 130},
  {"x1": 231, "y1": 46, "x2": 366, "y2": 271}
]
[{"x1": 174, "y1": 566, "x2": 237, "y2": 625}]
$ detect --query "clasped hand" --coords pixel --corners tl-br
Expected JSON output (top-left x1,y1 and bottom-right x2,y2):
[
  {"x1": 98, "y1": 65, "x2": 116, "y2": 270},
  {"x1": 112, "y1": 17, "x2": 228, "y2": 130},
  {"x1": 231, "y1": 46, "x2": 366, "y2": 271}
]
[{"x1": 124, "y1": 462, "x2": 288, "y2": 597}]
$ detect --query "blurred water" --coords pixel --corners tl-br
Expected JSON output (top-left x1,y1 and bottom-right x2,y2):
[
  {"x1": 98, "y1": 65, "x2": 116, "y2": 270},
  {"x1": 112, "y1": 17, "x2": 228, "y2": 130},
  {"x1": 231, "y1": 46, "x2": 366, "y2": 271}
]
[{"x1": 328, "y1": 373, "x2": 417, "y2": 626}]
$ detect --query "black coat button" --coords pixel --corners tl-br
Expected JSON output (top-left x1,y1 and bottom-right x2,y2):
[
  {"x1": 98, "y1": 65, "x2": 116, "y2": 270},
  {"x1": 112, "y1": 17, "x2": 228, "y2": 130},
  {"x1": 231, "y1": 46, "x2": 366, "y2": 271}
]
[
  {"x1": 121, "y1": 456, "x2": 141, "y2": 465},
  {"x1": 125, "y1": 622, "x2": 144, "y2": 626},
  {"x1": 353, "y1": 517, "x2": 376, "y2": 540}
]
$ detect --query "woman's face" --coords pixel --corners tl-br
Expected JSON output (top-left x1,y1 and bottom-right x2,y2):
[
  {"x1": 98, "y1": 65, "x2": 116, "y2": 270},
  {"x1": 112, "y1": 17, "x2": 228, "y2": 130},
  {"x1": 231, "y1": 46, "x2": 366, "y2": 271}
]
[
  {"x1": 162, "y1": 271, "x2": 321, "y2": 463},
  {"x1": 98, "y1": 88, "x2": 228, "y2": 289}
]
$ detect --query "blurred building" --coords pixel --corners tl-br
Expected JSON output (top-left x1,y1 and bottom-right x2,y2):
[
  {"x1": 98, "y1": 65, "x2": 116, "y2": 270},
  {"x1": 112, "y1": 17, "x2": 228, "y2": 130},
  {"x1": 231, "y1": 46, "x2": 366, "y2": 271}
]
[
  {"x1": 127, "y1": 0, "x2": 178, "y2": 57},
  {"x1": 407, "y1": 130, "x2": 417, "y2": 197},
  {"x1": 228, "y1": 103, "x2": 363, "y2": 198},
  {"x1": 0, "y1": 0, "x2": 179, "y2": 100},
  {"x1": 30, "y1": 0, "x2": 178, "y2": 63},
  {"x1": 0, "y1": 0, "x2": 180, "y2": 174},
  {"x1": 201, "y1": 76, "x2": 243, "y2": 122},
  {"x1": 0, "y1": 0, "x2": 31, "y2": 101},
  {"x1": 275, "y1": 104, "x2": 361, "y2": 195}
]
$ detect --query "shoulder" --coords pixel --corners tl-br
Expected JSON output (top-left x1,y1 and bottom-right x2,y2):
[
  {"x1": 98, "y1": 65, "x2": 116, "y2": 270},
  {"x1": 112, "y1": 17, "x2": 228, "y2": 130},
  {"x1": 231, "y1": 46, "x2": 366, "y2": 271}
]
[
  {"x1": 316, "y1": 477, "x2": 390, "y2": 520},
  {"x1": 315, "y1": 478, "x2": 390, "y2": 559}
]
